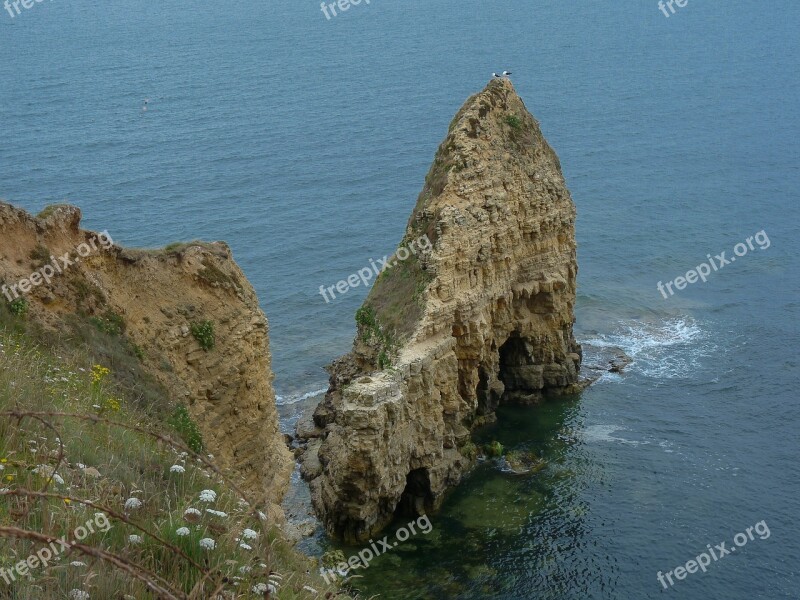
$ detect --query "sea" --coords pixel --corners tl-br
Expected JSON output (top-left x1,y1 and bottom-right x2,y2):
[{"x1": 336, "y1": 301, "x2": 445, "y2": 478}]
[{"x1": 1, "y1": 1, "x2": 798, "y2": 598}]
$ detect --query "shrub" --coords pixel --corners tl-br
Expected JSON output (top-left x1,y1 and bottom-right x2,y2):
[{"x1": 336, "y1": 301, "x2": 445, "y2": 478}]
[
  {"x1": 90, "y1": 310, "x2": 125, "y2": 336},
  {"x1": 504, "y1": 114, "x2": 522, "y2": 130},
  {"x1": 8, "y1": 298, "x2": 28, "y2": 317},
  {"x1": 486, "y1": 440, "x2": 504, "y2": 457},
  {"x1": 355, "y1": 307, "x2": 397, "y2": 370},
  {"x1": 168, "y1": 404, "x2": 204, "y2": 454},
  {"x1": 29, "y1": 244, "x2": 51, "y2": 268},
  {"x1": 461, "y1": 441, "x2": 478, "y2": 461},
  {"x1": 190, "y1": 320, "x2": 215, "y2": 351}
]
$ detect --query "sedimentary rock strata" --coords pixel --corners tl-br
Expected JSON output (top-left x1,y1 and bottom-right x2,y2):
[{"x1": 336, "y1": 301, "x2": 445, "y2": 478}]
[
  {"x1": 0, "y1": 202, "x2": 293, "y2": 520},
  {"x1": 301, "y1": 78, "x2": 583, "y2": 542}
]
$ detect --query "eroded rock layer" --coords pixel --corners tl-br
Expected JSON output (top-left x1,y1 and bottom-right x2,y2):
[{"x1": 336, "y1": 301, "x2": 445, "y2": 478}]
[
  {"x1": 302, "y1": 79, "x2": 583, "y2": 542},
  {"x1": 0, "y1": 202, "x2": 293, "y2": 520}
]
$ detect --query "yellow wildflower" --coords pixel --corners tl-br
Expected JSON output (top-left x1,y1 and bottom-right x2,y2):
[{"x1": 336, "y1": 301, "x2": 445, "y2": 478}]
[
  {"x1": 103, "y1": 397, "x2": 121, "y2": 412},
  {"x1": 90, "y1": 364, "x2": 110, "y2": 385}
]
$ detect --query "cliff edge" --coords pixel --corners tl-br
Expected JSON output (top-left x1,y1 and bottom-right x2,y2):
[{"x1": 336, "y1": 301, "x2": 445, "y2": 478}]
[
  {"x1": 301, "y1": 79, "x2": 583, "y2": 542},
  {"x1": 0, "y1": 202, "x2": 293, "y2": 520}
]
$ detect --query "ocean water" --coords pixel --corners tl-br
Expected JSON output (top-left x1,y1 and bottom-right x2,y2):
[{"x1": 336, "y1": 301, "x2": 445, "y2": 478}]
[{"x1": 1, "y1": 1, "x2": 799, "y2": 598}]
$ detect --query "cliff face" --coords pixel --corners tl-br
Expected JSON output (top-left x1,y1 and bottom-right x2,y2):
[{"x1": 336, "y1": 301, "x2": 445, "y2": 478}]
[
  {"x1": 0, "y1": 203, "x2": 293, "y2": 520},
  {"x1": 301, "y1": 79, "x2": 583, "y2": 542}
]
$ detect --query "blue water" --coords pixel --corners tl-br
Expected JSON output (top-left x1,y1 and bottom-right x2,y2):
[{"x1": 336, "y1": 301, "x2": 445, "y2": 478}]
[{"x1": 1, "y1": 1, "x2": 799, "y2": 598}]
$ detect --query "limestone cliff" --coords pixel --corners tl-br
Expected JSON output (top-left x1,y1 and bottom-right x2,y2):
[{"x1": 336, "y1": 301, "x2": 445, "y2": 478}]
[
  {"x1": 0, "y1": 202, "x2": 293, "y2": 520},
  {"x1": 300, "y1": 79, "x2": 583, "y2": 542}
]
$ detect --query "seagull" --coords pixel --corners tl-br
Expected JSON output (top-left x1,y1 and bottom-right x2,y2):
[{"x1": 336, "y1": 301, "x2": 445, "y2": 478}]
[
  {"x1": 492, "y1": 72, "x2": 503, "y2": 79},
  {"x1": 502, "y1": 70, "x2": 512, "y2": 77},
  {"x1": 142, "y1": 98, "x2": 149, "y2": 111}
]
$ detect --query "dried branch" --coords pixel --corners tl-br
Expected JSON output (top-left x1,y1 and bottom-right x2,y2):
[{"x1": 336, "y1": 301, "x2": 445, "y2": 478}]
[{"x1": 0, "y1": 525, "x2": 188, "y2": 600}]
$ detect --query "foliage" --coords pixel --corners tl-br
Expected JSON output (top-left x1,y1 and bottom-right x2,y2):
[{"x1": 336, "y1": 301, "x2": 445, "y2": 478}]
[
  {"x1": 190, "y1": 320, "x2": 215, "y2": 351},
  {"x1": 8, "y1": 297, "x2": 28, "y2": 317},
  {"x1": 29, "y1": 244, "x2": 51, "y2": 268},
  {"x1": 168, "y1": 405, "x2": 204, "y2": 454},
  {"x1": 355, "y1": 307, "x2": 397, "y2": 370},
  {"x1": 504, "y1": 114, "x2": 522, "y2": 130},
  {"x1": 460, "y1": 441, "x2": 478, "y2": 461},
  {"x1": 0, "y1": 330, "x2": 342, "y2": 599},
  {"x1": 485, "y1": 440, "x2": 504, "y2": 457},
  {"x1": 89, "y1": 311, "x2": 125, "y2": 336}
]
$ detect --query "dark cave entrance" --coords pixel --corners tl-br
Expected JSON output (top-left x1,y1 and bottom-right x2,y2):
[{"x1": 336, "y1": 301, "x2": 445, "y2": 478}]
[
  {"x1": 475, "y1": 365, "x2": 500, "y2": 416},
  {"x1": 497, "y1": 334, "x2": 543, "y2": 404},
  {"x1": 395, "y1": 468, "x2": 434, "y2": 517}
]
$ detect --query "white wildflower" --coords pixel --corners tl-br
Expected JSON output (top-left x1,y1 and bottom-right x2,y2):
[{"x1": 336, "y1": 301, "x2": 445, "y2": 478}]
[
  {"x1": 239, "y1": 565, "x2": 252, "y2": 574},
  {"x1": 205, "y1": 509, "x2": 228, "y2": 518},
  {"x1": 70, "y1": 561, "x2": 87, "y2": 567},
  {"x1": 241, "y1": 528, "x2": 258, "y2": 540},
  {"x1": 69, "y1": 591, "x2": 90, "y2": 600},
  {"x1": 176, "y1": 527, "x2": 190, "y2": 537},
  {"x1": 198, "y1": 489, "x2": 217, "y2": 503},
  {"x1": 199, "y1": 537, "x2": 216, "y2": 550},
  {"x1": 252, "y1": 583, "x2": 269, "y2": 594},
  {"x1": 169, "y1": 465, "x2": 185, "y2": 474},
  {"x1": 34, "y1": 465, "x2": 64, "y2": 485},
  {"x1": 239, "y1": 542, "x2": 252, "y2": 550},
  {"x1": 183, "y1": 507, "x2": 202, "y2": 523},
  {"x1": 128, "y1": 535, "x2": 143, "y2": 545},
  {"x1": 124, "y1": 498, "x2": 143, "y2": 510}
]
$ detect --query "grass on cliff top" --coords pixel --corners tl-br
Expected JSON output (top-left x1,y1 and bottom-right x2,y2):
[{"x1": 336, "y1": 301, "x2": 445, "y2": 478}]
[
  {"x1": 0, "y1": 308, "x2": 342, "y2": 599},
  {"x1": 361, "y1": 246, "x2": 434, "y2": 356}
]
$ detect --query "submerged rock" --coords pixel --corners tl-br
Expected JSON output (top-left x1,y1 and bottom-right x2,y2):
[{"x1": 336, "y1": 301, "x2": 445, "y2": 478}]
[{"x1": 502, "y1": 450, "x2": 547, "y2": 475}]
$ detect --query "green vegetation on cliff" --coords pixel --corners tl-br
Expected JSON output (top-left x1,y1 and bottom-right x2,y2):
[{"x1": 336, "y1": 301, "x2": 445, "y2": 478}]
[{"x1": 0, "y1": 308, "x2": 335, "y2": 599}]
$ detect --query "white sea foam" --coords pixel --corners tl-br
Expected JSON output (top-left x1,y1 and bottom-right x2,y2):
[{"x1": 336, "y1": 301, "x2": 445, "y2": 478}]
[
  {"x1": 275, "y1": 387, "x2": 327, "y2": 406},
  {"x1": 578, "y1": 425, "x2": 646, "y2": 446},
  {"x1": 581, "y1": 316, "x2": 713, "y2": 379}
]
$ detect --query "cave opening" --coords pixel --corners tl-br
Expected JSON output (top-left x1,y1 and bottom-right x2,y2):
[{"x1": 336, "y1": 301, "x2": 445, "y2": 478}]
[
  {"x1": 497, "y1": 334, "x2": 543, "y2": 404},
  {"x1": 475, "y1": 365, "x2": 501, "y2": 416},
  {"x1": 395, "y1": 468, "x2": 434, "y2": 517}
]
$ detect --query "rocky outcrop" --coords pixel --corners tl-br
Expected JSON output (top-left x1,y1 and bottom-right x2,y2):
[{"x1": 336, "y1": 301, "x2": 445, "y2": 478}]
[
  {"x1": 301, "y1": 79, "x2": 584, "y2": 542},
  {"x1": 0, "y1": 202, "x2": 293, "y2": 520}
]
